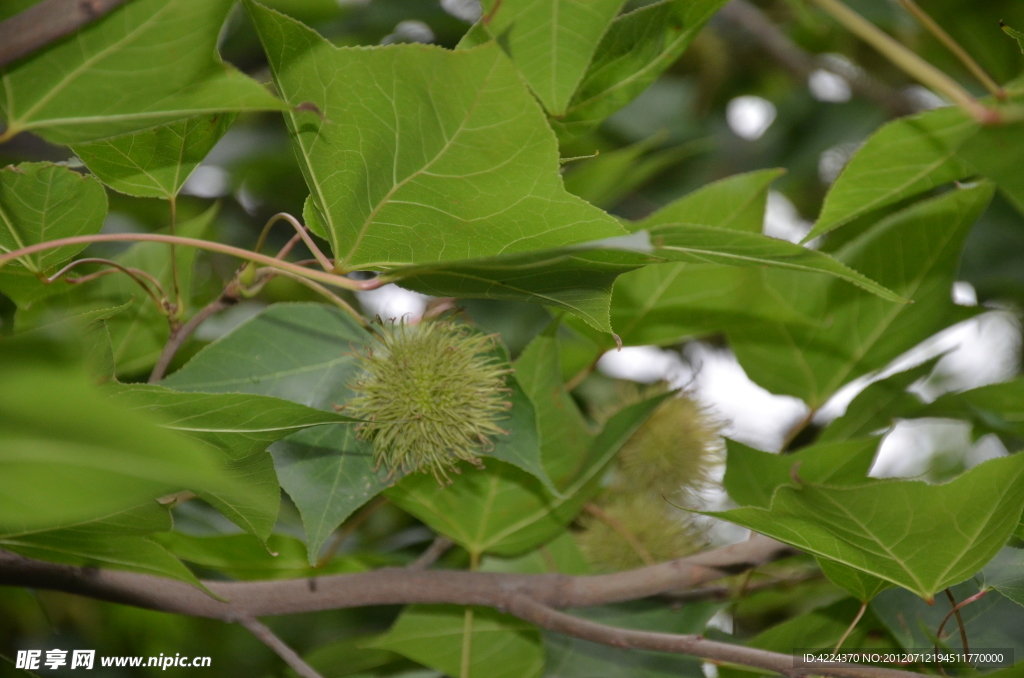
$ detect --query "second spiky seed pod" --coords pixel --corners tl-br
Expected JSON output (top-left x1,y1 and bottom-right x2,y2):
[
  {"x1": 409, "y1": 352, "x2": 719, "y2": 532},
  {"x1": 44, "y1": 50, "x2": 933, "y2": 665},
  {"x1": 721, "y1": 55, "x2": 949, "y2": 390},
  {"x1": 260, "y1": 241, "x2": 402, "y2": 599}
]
[{"x1": 345, "y1": 319, "x2": 512, "y2": 483}]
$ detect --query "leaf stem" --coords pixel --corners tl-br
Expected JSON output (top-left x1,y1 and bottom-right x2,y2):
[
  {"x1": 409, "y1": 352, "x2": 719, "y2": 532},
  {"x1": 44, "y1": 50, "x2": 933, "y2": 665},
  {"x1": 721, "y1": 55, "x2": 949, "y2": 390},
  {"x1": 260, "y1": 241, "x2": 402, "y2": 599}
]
[
  {"x1": 254, "y1": 212, "x2": 334, "y2": 272},
  {"x1": 0, "y1": 233, "x2": 382, "y2": 291},
  {"x1": 938, "y1": 588, "x2": 979, "y2": 654},
  {"x1": 168, "y1": 196, "x2": 182, "y2": 318},
  {"x1": 461, "y1": 551, "x2": 481, "y2": 678},
  {"x1": 254, "y1": 267, "x2": 366, "y2": 327},
  {"x1": 45, "y1": 257, "x2": 168, "y2": 310},
  {"x1": 834, "y1": 601, "x2": 868, "y2": 651},
  {"x1": 806, "y1": 0, "x2": 998, "y2": 122},
  {"x1": 894, "y1": 0, "x2": 1004, "y2": 99}
]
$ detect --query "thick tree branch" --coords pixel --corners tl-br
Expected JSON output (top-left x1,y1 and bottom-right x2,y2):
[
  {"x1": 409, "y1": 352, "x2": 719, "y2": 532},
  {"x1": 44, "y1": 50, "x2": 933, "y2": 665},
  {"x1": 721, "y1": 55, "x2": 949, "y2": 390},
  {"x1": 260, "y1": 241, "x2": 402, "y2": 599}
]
[
  {"x1": 0, "y1": 0, "x2": 129, "y2": 68},
  {"x1": 0, "y1": 538, "x2": 926, "y2": 678},
  {"x1": 0, "y1": 536, "x2": 793, "y2": 619},
  {"x1": 718, "y1": 0, "x2": 919, "y2": 117}
]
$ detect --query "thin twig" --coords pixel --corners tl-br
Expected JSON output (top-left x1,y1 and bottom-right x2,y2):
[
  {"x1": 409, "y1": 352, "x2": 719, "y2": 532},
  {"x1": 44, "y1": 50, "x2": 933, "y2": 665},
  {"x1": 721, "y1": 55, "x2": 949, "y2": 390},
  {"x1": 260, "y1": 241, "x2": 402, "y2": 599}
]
[
  {"x1": 238, "y1": 617, "x2": 324, "y2": 678},
  {"x1": 254, "y1": 213, "x2": 334, "y2": 272},
  {"x1": 254, "y1": 268, "x2": 366, "y2": 327},
  {"x1": 505, "y1": 594, "x2": 922, "y2": 678},
  {"x1": 45, "y1": 258, "x2": 168, "y2": 310},
  {"x1": 315, "y1": 496, "x2": 387, "y2": 567},
  {"x1": 0, "y1": 0, "x2": 129, "y2": 69},
  {"x1": 408, "y1": 536, "x2": 455, "y2": 570},
  {"x1": 718, "y1": 0, "x2": 918, "y2": 117},
  {"x1": 938, "y1": 588, "x2": 980, "y2": 654},
  {"x1": 805, "y1": 0, "x2": 995, "y2": 122},
  {"x1": 149, "y1": 292, "x2": 237, "y2": 383},
  {"x1": 893, "y1": 0, "x2": 1004, "y2": 99},
  {"x1": 835, "y1": 600, "x2": 868, "y2": 651},
  {"x1": 0, "y1": 233, "x2": 381, "y2": 291},
  {"x1": 584, "y1": 503, "x2": 655, "y2": 566}
]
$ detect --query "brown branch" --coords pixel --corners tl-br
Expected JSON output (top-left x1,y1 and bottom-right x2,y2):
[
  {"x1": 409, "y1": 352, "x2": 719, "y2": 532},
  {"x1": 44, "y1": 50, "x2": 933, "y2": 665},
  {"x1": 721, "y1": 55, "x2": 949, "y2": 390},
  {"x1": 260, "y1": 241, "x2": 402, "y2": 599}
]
[
  {"x1": 506, "y1": 594, "x2": 921, "y2": 678},
  {"x1": 0, "y1": 538, "x2": 925, "y2": 678},
  {"x1": 148, "y1": 291, "x2": 238, "y2": 383},
  {"x1": 239, "y1": 617, "x2": 324, "y2": 678},
  {"x1": 407, "y1": 536, "x2": 454, "y2": 570},
  {"x1": 0, "y1": 536, "x2": 793, "y2": 619},
  {"x1": 0, "y1": 0, "x2": 129, "y2": 68},
  {"x1": 717, "y1": 0, "x2": 919, "y2": 117}
]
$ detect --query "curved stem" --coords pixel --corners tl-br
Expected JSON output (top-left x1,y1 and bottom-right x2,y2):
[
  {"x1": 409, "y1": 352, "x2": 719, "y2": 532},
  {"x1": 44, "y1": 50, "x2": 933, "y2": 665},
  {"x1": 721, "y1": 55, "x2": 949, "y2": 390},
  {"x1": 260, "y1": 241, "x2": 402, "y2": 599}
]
[
  {"x1": 254, "y1": 213, "x2": 334, "y2": 273},
  {"x1": 149, "y1": 291, "x2": 238, "y2": 384},
  {"x1": 254, "y1": 267, "x2": 366, "y2": 327},
  {"x1": 46, "y1": 257, "x2": 167, "y2": 310},
  {"x1": 937, "y1": 588, "x2": 983, "y2": 654},
  {"x1": 894, "y1": 0, "x2": 1004, "y2": 99},
  {"x1": 807, "y1": 0, "x2": 996, "y2": 122},
  {"x1": 0, "y1": 233, "x2": 381, "y2": 291}
]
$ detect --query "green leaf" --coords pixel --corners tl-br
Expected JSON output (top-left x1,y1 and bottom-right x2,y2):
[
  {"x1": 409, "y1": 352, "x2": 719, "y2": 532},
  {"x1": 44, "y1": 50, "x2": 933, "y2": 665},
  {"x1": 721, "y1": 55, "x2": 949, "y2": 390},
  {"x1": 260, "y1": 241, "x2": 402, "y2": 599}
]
[
  {"x1": 391, "y1": 223, "x2": 900, "y2": 335},
  {"x1": 0, "y1": 530, "x2": 202, "y2": 587},
  {"x1": 108, "y1": 384, "x2": 356, "y2": 540},
  {"x1": 730, "y1": 183, "x2": 993, "y2": 407},
  {"x1": 514, "y1": 320, "x2": 594, "y2": 483},
  {"x1": 915, "y1": 377, "x2": 1024, "y2": 444},
  {"x1": 720, "y1": 597, "x2": 894, "y2": 678},
  {"x1": 806, "y1": 107, "x2": 978, "y2": 242},
  {"x1": 610, "y1": 169, "x2": 818, "y2": 346},
  {"x1": 0, "y1": 342, "x2": 233, "y2": 535},
  {"x1": 563, "y1": 134, "x2": 703, "y2": 209},
  {"x1": 554, "y1": 0, "x2": 730, "y2": 137},
  {"x1": 1003, "y1": 21, "x2": 1024, "y2": 54},
  {"x1": 480, "y1": 0, "x2": 625, "y2": 115},
  {"x1": 0, "y1": 0, "x2": 285, "y2": 144},
  {"x1": 705, "y1": 452, "x2": 1024, "y2": 600},
  {"x1": 873, "y1": 578, "x2": 1024, "y2": 654},
  {"x1": 71, "y1": 114, "x2": 236, "y2": 199},
  {"x1": 816, "y1": 360, "x2": 936, "y2": 443},
  {"x1": 270, "y1": 423, "x2": 389, "y2": 563},
  {"x1": 246, "y1": 2, "x2": 626, "y2": 270},
  {"x1": 480, "y1": 531, "x2": 590, "y2": 575},
  {"x1": 956, "y1": 123, "x2": 1024, "y2": 215},
  {"x1": 153, "y1": 532, "x2": 367, "y2": 580},
  {"x1": 816, "y1": 558, "x2": 891, "y2": 602},
  {"x1": 163, "y1": 302, "x2": 372, "y2": 406},
  {"x1": 982, "y1": 547, "x2": 1024, "y2": 608},
  {"x1": 0, "y1": 162, "x2": 107, "y2": 306},
  {"x1": 722, "y1": 437, "x2": 879, "y2": 509},
  {"x1": 17, "y1": 204, "x2": 217, "y2": 376},
  {"x1": 635, "y1": 168, "x2": 785, "y2": 233},
  {"x1": 365, "y1": 605, "x2": 544, "y2": 678},
  {"x1": 163, "y1": 302, "x2": 381, "y2": 559}
]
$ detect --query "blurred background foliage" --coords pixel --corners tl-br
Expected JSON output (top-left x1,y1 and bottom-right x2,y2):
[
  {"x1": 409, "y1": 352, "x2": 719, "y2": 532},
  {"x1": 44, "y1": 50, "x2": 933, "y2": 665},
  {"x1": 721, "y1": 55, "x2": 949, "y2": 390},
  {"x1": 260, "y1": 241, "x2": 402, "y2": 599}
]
[{"x1": 2, "y1": 0, "x2": 1024, "y2": 675}]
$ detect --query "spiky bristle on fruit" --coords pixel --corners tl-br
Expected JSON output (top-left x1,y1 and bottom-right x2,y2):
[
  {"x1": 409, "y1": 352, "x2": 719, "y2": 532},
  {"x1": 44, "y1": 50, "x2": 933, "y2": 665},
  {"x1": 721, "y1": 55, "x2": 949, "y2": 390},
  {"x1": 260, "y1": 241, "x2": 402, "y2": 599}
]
[{"x1": 345, "y1": 319, "x2": 512, "y2": 483}]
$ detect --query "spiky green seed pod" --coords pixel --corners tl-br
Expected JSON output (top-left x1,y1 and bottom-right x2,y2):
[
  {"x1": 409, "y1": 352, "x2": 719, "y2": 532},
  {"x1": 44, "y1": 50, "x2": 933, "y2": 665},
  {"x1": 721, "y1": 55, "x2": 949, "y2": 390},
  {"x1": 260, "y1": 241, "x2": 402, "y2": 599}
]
[
  {"x1": 345, "y1": 319, "x2": 512, "y2": 483},
  {"x1": 577, "y1": 494, "x2": 699, "y2": 571},
  {"x1": 616, "y1": 395, "x2": 721, "y2": 498}
]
